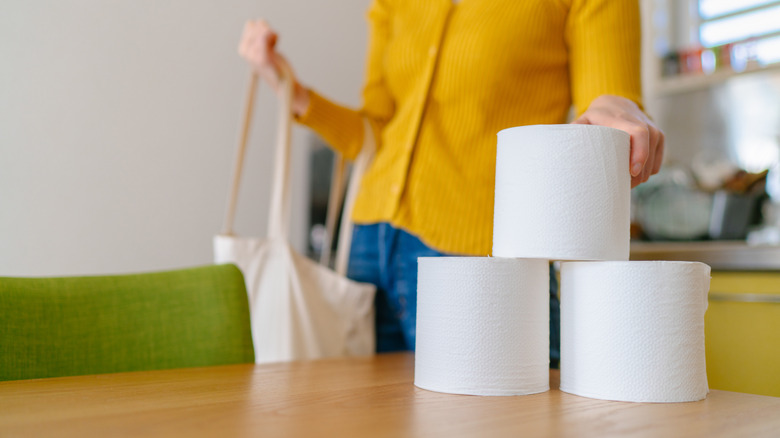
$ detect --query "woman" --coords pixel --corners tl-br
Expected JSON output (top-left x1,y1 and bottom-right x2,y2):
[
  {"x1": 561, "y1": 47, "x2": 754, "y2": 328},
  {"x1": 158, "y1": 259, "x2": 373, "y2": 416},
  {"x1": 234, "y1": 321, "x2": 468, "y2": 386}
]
[{"x1": 238, "y1": 0, "x2": 664, "y2": 364}]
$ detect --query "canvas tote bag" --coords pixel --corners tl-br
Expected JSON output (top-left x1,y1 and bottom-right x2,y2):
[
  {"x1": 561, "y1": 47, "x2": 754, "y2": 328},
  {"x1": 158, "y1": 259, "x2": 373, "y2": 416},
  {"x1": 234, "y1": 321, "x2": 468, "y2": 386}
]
[{"x1": 214, "y1": 70, "x2": 376, "y2": 363}]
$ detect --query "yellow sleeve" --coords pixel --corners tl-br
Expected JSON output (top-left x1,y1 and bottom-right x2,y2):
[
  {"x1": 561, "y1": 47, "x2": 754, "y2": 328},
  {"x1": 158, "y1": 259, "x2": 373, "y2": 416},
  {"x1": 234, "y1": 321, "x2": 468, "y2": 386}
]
[
  {"x1": 566, "y1": 0, "x2": 643, "y2": 116},
  {"x1": 295, "y1": 0, "x2": 395, "y2": 160}
]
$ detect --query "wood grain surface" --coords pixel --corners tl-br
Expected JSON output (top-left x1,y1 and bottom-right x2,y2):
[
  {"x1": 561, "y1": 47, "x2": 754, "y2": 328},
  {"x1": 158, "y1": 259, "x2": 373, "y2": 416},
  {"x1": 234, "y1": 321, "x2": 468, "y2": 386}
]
[{"x1": 1, "y1": 353, "x2": 778, "y2": 437}]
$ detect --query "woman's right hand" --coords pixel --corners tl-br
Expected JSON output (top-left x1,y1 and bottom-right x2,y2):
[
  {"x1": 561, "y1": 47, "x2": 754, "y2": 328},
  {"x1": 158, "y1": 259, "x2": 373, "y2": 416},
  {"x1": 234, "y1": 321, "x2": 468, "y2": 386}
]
[{"x1": 238, "y1": 19, "x2": 310, "y2": 115}]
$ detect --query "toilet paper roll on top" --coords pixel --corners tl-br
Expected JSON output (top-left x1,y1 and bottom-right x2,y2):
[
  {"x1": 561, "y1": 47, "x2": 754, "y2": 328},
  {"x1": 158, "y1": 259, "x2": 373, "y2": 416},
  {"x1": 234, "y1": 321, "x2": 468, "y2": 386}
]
[
  {"x1": 415, "y1": 257, "x2": 549, "y2": 396},
  {"x1": 560, "y1": 261, "x2": 711, "y2": 403},
  {"x1": 493, "y1": 125, "x2": 630, "y2": 260}
]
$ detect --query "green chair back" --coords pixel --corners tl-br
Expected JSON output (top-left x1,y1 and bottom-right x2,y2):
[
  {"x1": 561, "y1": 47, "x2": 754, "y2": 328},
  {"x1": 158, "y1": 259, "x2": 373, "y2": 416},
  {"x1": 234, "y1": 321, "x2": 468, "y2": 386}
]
[{"x1": 0, "y1": 264, "x2": 254, "y2": 381}]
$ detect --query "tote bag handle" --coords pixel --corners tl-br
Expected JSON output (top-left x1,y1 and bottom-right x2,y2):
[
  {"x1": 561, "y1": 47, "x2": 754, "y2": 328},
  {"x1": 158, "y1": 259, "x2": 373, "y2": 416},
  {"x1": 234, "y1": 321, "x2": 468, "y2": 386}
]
[
  {"x1": 327, "y1": 121, "x2": 376, "y2": 276},
  {"x1": 318, "y1": 155, "x2": 347, "y2": 266},
  {"x1": 320, "y1": 119, "x2": 375, "y2": 276},
  {"x1": 221, "y1": 67, "x2": 295, "y2": 240},
  {"x1": 221, "y1": 66, "x2": 374, "y2": 274},
  {"x1": 221, "y1": 72, "x2": 258, "y2": 237}
]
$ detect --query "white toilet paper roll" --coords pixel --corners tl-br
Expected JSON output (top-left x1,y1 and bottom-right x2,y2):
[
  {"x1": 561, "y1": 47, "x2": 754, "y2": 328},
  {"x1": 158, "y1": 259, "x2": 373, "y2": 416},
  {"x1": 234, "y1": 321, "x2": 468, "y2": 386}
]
[
  {"x1": 415, "y1": 257, "x2": 549, "y2": 396},
  {"x1": 560, "y1": 261, "x2": 711, "y2": 403},
  {"x1": 492, "y1": 125, "x2": 630, "y2": 260}
]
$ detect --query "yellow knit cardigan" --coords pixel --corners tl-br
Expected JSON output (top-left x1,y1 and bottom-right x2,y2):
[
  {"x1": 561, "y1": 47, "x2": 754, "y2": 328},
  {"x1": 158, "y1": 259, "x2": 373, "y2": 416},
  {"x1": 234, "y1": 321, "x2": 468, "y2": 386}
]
[{"x1": 297, "y1": 0, "x2": 642, "y2": 255}]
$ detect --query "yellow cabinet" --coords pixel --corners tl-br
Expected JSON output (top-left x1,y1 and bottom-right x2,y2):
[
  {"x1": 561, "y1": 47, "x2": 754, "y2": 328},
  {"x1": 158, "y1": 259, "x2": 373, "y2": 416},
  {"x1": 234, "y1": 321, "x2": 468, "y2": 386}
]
[{"x1": 706, "y1": 271, "x2": 780, "y2": 397}]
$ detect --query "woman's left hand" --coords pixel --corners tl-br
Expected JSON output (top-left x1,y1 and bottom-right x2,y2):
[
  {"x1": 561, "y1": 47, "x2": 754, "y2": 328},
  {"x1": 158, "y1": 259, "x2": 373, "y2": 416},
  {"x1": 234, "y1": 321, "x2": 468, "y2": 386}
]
[{"x1": 572, "y1": 95, "x2": 664, "y2": 188}]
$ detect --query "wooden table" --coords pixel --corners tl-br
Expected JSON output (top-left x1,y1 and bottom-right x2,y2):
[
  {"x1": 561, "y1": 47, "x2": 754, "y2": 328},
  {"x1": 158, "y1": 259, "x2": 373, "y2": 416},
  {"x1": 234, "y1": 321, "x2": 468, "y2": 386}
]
[{"x1": 1, "y1": 353, "x2": 778, "y2": 437}]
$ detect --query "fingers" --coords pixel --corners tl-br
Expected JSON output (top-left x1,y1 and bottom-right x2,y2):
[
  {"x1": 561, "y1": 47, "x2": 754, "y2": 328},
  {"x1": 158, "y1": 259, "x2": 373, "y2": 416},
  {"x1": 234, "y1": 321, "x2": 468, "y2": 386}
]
[
  {"x1": 590, "y1": 119, "x2": 649, "y2": 188},
  {"x1": 652, "y1": 132, "x2": 665, "y2": 175},
  {"x1": 238, "y1": 19, "x2": 279, "y2": 73},
  {"x1": 628, "y1": 123, "x2": 650, "y2": 180},
  {"x1": 570, "y1": 94, "x2": 666, "y2": 188},
  {"x1": 256, "y1": 20, "x2": 278, "y2": 65},
  {"x1": 238, "y1": 21, "x2": 254, "y2": 55},
  {"x1": 571, "y1": 115, "x2": 589, "y2": 125},
  {"x1": 635, "y1": 124, "x2": 664, "y2": 185},
  {"x1": 639, "y1": 150, "x2": 654, "y2": 187}
]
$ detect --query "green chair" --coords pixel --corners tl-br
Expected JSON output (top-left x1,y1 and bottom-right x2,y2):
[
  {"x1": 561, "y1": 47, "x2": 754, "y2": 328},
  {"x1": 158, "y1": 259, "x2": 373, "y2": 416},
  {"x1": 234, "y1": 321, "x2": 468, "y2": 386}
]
[{"x1": 0, "y1": 264, "x2": 255, "y2": 381}]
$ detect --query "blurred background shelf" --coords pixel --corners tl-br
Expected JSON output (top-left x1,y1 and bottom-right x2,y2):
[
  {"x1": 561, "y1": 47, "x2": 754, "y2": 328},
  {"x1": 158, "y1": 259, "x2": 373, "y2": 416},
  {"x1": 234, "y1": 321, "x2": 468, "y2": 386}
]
[
  {"x1": 630, "y1": 240, "x2": 780, "y2": 270},
  {"x1": 656, "y1": 62, "x2": 780, "y2": 96}
]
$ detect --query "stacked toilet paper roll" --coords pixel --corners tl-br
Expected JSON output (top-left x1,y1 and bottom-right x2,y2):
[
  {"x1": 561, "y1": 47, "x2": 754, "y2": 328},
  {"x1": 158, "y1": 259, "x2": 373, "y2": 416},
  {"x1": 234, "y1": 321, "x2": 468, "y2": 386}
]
[
  {"x1": 415, "y1": 257, "x2": 549, "y2": 396},
  {"x1": 414, "y1": 123, "x2": 711, "y2": 403},
  {"x1": 559, "y1": 261, "x2": 711, "y2": 403},
  {"x1": 492, "y1": 125, "x2": 631, "y2": 261}
]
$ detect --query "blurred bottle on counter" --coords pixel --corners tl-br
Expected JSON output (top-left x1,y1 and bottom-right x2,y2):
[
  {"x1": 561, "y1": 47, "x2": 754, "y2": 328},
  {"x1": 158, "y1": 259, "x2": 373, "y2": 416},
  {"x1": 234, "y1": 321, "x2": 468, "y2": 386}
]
[{"x1": 748, "y1": 163, "x2": 780, "y2": 245}]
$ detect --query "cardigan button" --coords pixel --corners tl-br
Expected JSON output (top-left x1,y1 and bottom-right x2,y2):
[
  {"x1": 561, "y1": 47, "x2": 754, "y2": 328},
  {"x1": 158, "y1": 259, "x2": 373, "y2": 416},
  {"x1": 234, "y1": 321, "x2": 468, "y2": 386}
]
[
  {"x1": 390, "y1": 184, "x2": 401, "y2": 194},
  {"x1": 428, "y1": 46, "x2": 437, "y2": 57}
]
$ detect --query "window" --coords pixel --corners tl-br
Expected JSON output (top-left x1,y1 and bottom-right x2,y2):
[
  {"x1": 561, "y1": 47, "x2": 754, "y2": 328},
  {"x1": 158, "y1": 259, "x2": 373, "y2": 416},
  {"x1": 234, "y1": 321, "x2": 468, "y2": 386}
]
[
  {"x1": 699, "y1": 0, "x2": 780, "y2": 66},
  {"x1": 699, "y1": 0, "x2": 777, "y2": 20}
]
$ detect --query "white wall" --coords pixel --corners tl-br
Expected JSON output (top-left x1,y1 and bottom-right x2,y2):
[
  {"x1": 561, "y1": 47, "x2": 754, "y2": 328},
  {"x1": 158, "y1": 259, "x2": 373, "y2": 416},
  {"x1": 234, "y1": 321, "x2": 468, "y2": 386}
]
[{"x1": 0, "y1": 0, "x2": 369, "y2": 276}]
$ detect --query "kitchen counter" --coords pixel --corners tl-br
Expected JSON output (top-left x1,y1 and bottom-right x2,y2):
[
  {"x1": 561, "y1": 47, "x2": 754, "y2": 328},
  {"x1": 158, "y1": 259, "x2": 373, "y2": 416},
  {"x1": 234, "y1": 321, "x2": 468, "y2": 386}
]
[{"x1": 630, "y1": 241, "x2": 780, "y2": 270}]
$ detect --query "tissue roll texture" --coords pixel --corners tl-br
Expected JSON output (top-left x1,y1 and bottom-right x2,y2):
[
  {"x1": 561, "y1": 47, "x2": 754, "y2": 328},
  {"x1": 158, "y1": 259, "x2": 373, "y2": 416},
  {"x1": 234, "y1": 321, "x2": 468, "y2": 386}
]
[
  {"x1": 415, "y1": 257, "x2": 549, "y2": 396},
  {"x1": 493, "y1": 124, "x2": 630, "y2": 260},
  {"x1": 560, "y1": 261, "x2": 711, "y2": 403}
]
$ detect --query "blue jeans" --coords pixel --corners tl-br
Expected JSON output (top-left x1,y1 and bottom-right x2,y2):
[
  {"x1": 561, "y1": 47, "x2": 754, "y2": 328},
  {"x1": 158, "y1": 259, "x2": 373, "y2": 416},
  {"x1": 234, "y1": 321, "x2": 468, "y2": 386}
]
[{"x1": 347, "y1": 223, "x2": 560, "y2": 366}]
